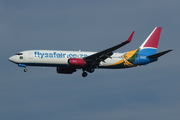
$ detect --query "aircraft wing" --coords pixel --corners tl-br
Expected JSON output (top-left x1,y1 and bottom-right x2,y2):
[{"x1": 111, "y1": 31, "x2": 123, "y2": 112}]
[{"x1": 83, "y1": 31, "x2": 134, "y2": 65}]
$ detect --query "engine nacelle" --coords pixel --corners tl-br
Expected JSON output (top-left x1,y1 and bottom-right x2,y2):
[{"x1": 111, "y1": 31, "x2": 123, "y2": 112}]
[
  {"x1": 68, "y1": 58, "x2": 86, "y2": 67},
  {"x1": 57, "y1": 67, "x2": 76, "y2": 74}
]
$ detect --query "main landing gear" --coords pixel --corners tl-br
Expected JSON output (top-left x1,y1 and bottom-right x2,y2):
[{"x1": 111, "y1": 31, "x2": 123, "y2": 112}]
[
  {"x1": 82, "y1": 68, "x2": 95, "y2": 77},
  {"x1": 82, "y1": 71, "x2": 88, "y2": 77}
]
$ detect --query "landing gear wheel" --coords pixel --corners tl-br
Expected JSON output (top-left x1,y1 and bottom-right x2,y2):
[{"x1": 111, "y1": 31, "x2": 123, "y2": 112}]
[
  {"x1": 82, "y1": 72, "x2": 88, "y2": 77},
  {"x1": 24, "y1": 68, "x2": 27, "y2": 72}
]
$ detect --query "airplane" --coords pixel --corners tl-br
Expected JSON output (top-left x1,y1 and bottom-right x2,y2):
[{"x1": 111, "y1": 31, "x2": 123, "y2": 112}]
[{"x1": 9, "y1": 27, "x2": 172, "y2": 77}]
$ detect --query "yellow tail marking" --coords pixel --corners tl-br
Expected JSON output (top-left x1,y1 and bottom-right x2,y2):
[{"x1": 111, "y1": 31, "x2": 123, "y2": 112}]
[
  {"x1": 109, "y1": 49, "x2": 138, "y2": 66},
  {"x1": 123, "y1": 59, "x2": 136, "y2": 67}
]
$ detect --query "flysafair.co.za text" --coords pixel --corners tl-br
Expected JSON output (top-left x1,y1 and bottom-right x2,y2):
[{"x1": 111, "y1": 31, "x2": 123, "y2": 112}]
[{"x1": 34, "y1": 52, "x2": 88, "y2": 59}]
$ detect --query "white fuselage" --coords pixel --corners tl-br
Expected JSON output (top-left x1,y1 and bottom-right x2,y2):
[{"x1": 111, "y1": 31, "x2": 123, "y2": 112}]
[{"x1": 9, "y1": 50, "x2": 125, "y2": 68}]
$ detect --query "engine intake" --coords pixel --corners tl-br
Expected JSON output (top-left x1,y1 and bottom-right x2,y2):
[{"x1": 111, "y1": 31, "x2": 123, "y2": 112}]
[{"x1": 68, "y1": 58, "x2": 86, "y2": 67}]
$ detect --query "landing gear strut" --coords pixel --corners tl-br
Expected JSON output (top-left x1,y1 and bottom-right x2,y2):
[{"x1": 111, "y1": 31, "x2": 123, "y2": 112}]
[{"x1": 82, "y1": 71, "x2": 88, "y2": 77}]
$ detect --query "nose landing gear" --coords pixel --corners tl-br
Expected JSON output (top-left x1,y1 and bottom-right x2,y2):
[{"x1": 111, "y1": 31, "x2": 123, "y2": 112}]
[
  {"x1": 18, "y1": 64, "x2": 27, "y2": 72},
  {"x1": 24, "y1": 68, "x2": 27, "y2": 72}
]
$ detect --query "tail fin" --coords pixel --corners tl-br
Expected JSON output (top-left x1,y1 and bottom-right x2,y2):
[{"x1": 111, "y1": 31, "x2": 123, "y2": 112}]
[{"x1": 139, "y1": 27, "x2": 162, "y2": 55}]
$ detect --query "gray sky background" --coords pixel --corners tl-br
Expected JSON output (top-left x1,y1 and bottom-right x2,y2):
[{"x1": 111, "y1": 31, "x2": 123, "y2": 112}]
[{"x1": 0, "y1": 0, "x2": 180, "y2": 120}]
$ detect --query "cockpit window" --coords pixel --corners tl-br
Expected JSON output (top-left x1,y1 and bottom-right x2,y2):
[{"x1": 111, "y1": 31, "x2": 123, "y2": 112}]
[{"x1": 15, "y1": 53, "x2": 23, "y2": 55}]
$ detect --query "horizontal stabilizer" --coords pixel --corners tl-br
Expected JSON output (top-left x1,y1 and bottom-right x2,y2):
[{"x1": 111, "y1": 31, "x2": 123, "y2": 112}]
[{"x1": 147, "y1": 49, "x2": 172, "y2": 58}]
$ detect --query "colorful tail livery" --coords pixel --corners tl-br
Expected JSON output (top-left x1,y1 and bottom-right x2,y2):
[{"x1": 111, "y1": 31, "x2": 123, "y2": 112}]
[{"x1": 9, "y1": 27, "x2": 172, "y2": 77}]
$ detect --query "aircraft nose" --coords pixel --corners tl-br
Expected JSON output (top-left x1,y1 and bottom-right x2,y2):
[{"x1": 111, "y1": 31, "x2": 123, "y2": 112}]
[{"x1": 9, "y1": 56, "x2": 14, "y2": 62}]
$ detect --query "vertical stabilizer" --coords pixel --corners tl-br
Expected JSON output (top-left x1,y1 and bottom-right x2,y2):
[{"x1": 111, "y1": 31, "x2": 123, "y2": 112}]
[
  {"x1": 140, "y1": 27, "x2": 161, "y2": 49},
  {"x1": 138, "y1": 27, "x2": 162, "y2": 56}
]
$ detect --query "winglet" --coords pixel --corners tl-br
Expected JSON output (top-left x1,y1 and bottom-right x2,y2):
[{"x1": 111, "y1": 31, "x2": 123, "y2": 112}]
[{"x1": 126, "y1": 31, "x2": 134, "y2": 43}]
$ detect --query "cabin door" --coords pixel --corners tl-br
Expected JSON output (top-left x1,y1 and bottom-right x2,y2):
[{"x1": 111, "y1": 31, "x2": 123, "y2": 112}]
[{"x1": 28, "y1": 51, "x2": 33, "y2": 59}]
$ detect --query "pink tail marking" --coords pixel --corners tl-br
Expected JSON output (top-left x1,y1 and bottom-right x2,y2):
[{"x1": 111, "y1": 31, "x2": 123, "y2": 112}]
[{"x1": 140, "y1": 27, "x2": 162, "y2": 49}]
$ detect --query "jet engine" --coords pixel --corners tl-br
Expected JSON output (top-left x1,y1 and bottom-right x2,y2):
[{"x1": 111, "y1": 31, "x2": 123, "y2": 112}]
[
  {"x1": 68, "y1": 58, "x2": 86, "y2": 67},
  {"x1": 57, "y1": 67, "x2": 76, "y2": 74}
]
